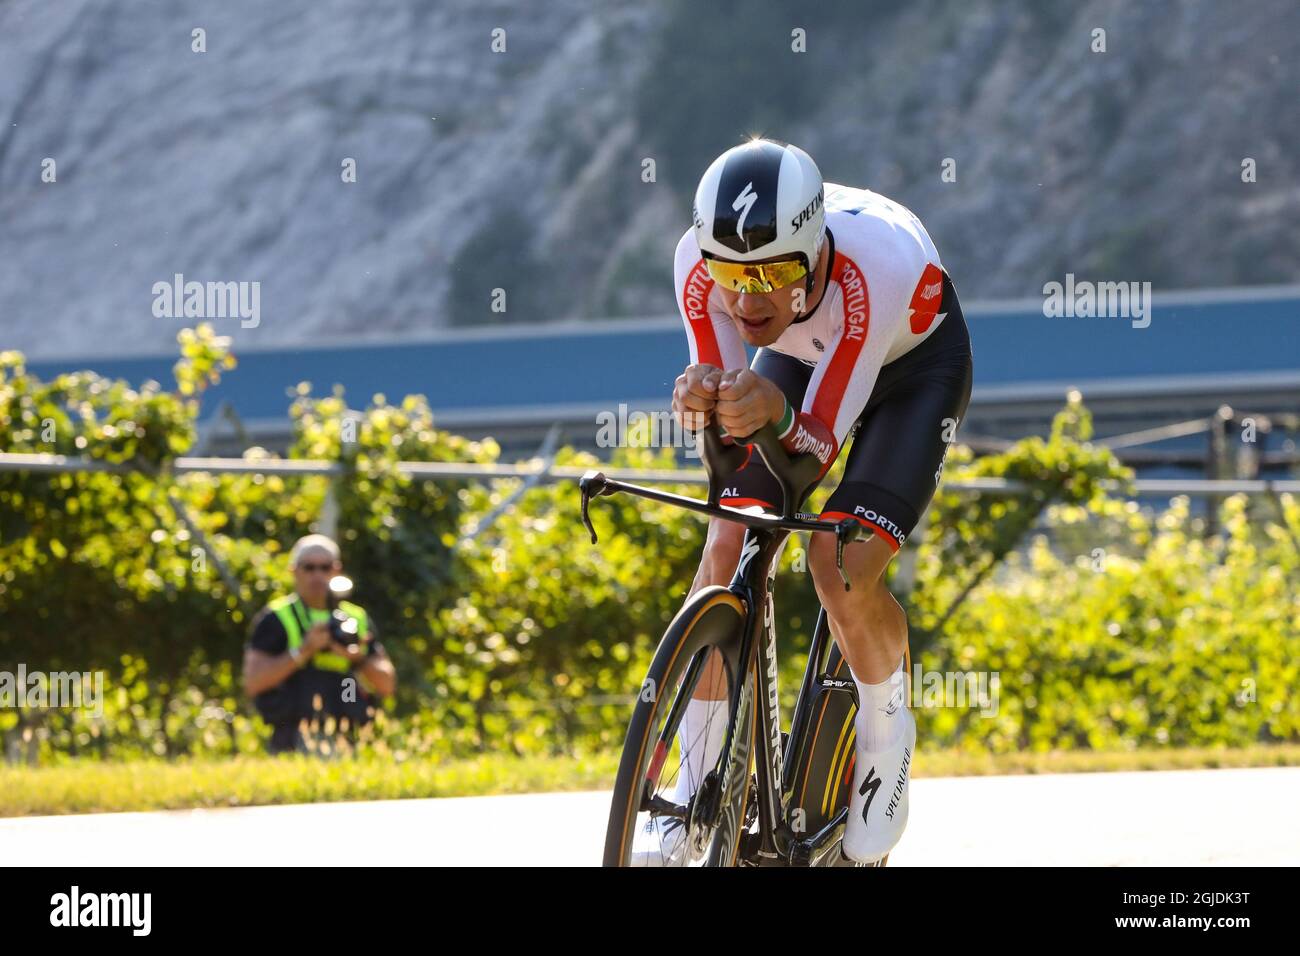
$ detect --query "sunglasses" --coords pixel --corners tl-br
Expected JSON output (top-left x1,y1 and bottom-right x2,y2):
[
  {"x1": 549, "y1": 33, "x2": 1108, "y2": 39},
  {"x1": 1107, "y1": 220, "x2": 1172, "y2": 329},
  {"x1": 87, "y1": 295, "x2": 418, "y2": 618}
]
[
  {"x1": 704, "y1": 255, "x2": 809, "y2": 293},
  {"x1": 297, "y1": 562, "x2": 335, "y2": 573}
]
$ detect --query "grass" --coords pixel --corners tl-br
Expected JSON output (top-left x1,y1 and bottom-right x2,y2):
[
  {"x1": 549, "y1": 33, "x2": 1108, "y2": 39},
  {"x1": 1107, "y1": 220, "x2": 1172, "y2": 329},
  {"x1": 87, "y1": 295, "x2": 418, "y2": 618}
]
[
  {"x1": 913, "y1": 743, "x2": 1300, "y2": 777},
  {"x1": 2, "y1": 744, "x2": 1299, "y2": 818}
]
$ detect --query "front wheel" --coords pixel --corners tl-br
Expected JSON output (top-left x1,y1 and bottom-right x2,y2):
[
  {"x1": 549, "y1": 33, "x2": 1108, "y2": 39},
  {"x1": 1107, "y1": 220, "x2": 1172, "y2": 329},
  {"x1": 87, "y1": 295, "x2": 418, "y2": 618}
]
[{"x1": 603, "y1": 587, "x2": 757, "y2": 867}]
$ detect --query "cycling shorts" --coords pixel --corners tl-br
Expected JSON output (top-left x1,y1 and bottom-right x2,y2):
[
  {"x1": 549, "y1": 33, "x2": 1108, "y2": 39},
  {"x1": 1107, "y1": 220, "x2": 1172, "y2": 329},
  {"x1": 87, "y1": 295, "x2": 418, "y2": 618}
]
[{"x1": 718, "y1": 270, "x2": 973, "y2": 552}]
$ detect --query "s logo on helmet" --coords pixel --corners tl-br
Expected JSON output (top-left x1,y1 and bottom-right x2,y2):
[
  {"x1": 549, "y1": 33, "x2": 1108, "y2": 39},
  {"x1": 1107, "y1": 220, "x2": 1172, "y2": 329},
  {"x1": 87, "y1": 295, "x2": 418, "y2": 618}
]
[{"x1": 732, "y1": 182, "x2": 757, "y2": 240}]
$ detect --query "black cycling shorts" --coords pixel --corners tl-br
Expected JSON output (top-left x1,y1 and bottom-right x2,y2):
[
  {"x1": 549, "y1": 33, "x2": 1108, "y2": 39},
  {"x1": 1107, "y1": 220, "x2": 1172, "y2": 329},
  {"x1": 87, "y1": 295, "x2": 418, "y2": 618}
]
[{"x1": 719, "y1": 270, "x2": 973, "y2": 551}]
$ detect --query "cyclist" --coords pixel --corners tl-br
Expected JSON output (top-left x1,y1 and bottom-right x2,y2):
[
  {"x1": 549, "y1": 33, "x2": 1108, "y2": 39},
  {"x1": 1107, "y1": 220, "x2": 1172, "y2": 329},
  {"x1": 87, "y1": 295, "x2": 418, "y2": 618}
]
[{"x1": 638, "y1": 138, "x2": 972, "y2": 865}]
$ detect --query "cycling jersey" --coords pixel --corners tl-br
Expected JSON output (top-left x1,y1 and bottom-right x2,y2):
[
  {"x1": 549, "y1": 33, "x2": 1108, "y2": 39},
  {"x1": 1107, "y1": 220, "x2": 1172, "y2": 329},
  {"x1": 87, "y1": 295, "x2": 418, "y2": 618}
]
[
  {"x1": 674, "y1": 183, "x2": 950, "y2": 458},
  {"x1": 673, "y1": 184, "x2": 971, "y2": 550}
]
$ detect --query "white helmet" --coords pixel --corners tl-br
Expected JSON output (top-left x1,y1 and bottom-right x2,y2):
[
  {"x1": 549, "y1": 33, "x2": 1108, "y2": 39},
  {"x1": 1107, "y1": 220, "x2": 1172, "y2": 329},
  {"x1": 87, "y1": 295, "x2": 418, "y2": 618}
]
[{"x1": 692, "y1": 139, "x2": 825, "y2": 274}]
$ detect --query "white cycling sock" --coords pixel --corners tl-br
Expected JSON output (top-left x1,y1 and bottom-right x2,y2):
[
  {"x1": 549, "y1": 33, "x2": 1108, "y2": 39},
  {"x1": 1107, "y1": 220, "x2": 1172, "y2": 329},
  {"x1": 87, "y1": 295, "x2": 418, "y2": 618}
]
[
  {"x1": 671, "y1": 696, "x2": 729, "y2": 803},
  {"x1": 852, "y1": 655, "x2": 907, "y2": 752}
]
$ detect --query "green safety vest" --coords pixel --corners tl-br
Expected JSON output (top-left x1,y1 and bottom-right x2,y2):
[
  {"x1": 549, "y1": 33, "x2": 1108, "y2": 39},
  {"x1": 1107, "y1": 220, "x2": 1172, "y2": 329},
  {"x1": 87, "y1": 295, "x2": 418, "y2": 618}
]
[{"x1": 270, "y1": 594, "x2": 370, "y2": 674}]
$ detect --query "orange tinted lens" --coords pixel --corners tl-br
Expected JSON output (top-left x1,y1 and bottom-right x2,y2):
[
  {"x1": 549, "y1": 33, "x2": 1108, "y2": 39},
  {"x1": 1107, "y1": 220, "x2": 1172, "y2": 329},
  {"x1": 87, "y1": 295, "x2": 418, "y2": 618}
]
[
  {"x1": 758, "y1": 259, "x2": 808, "y2": 290},
  {"x1": 705, "y1": 258, "x2": 807, "y2": 293}
]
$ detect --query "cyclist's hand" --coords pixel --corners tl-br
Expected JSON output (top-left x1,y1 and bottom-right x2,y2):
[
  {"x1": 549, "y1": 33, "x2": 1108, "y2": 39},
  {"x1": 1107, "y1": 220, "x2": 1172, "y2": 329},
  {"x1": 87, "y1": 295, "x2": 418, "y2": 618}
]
[
  {"x1": 672, "y1": 364, "x2": 722, "y2": 432},
  {"x1": 715, "y1": 369, "x2": 785, "y2": 439},
  {"x1": 302, "y1": 623, "x2": 334, "y2": 656}
]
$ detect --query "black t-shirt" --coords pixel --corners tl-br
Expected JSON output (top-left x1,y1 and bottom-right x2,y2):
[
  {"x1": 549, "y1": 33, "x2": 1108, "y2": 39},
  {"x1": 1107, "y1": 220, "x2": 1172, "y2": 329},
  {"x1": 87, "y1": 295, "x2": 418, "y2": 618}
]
[
  {"x1": 247, "y1": 605, "x2": 383, "y2": 658},
  {"x1": 246, "y1": 602, "x2": 385, "y2": 728}
]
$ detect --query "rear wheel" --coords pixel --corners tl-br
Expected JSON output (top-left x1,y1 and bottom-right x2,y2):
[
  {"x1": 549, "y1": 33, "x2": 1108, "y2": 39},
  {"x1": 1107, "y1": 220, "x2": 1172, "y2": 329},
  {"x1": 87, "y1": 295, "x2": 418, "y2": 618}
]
[
  {"x1": 603, "y1": 587, "x2": 757, "y2": 867},
  {"x1": 787, "y1": 630, "x2": 912, "y2": 868}
]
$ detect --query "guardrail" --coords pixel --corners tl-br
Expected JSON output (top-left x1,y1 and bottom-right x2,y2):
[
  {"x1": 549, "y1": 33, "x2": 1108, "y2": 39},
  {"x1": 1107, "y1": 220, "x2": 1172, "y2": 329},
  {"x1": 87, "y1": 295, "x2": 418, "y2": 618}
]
[{"x1": 1, "y1": 451, "x2": 1297, "y2": 496}]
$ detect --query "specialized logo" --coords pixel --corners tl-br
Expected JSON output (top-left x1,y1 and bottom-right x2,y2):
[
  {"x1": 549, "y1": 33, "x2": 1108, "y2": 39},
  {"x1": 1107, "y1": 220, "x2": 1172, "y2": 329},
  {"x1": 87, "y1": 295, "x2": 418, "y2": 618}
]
[
  {"x1": 884, "y1": 746, "x2": 911, "y2": 821},
  {"x1": 883, "y1": 676, "x2": 905, "y2": 716},
  {"x1": 732, "y1": 182, "x2": 758, "y2": 240},
  {"x1": 764, "y1": 599, "x2": 782, "y2": 786},
  {"x1": 790, "y1": 186, "x2": 823, "y2": 233},
  {"x1": 812, "y1": 337, "x2": 825, "y2": 352},
  {"x1": 859, "y1": 765, "x2": 881, "y2": 827},
  {"x1": 735, "y1": 535, "x2": 762, "y2": 578},
  {"x1": 934, "y1": 422, "x2": 957, "y2": 484}
]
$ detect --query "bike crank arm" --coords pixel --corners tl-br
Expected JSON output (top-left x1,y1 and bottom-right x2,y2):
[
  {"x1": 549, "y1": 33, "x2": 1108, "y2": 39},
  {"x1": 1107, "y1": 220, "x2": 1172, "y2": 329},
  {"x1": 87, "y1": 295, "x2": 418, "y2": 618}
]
[{"x1": 789, "y1": 807, "x2": 851, "y2": 867}]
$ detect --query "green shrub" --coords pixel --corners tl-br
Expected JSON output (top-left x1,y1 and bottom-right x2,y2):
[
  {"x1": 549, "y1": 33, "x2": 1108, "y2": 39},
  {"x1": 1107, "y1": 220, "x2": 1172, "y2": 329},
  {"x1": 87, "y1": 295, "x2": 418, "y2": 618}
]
[{"x1": 1, "y1": 329, "x2": 1296, "y2": 765}]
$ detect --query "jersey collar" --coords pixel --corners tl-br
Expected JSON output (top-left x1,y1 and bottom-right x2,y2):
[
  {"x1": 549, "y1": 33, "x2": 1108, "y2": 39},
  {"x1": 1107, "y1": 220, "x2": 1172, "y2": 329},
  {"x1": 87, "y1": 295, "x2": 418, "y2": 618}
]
[{"x1": 791, "y1": 227, "x2": 835, "y2": 325}]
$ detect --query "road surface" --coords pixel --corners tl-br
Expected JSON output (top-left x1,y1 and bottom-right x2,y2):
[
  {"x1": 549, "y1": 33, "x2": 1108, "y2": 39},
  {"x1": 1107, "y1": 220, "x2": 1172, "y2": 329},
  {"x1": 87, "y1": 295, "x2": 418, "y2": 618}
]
[{"x1": 3, "y1": 767, "x2": 1296, "y2": 865}]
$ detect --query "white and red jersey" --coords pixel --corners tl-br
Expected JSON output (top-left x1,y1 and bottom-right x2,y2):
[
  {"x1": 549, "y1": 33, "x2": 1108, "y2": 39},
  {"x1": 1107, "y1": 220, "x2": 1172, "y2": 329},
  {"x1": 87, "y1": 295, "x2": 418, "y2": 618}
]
[{"x1": 674, "y1": 183, "x2": 948, "y2": 468}]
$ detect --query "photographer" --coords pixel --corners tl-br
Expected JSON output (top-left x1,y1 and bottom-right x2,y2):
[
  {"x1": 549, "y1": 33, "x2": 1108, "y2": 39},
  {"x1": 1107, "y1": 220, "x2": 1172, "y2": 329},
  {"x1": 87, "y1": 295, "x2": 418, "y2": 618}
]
[{"x1": 242, "y1": 534, "x2": 397, "y2": 754}]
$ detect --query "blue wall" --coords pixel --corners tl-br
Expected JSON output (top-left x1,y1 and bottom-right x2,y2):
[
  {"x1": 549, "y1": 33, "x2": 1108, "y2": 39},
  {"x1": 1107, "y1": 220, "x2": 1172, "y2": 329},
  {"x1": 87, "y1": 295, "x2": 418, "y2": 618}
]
[{"x1": 23, "y1": 291, "x2": 1300, "y2": 424}]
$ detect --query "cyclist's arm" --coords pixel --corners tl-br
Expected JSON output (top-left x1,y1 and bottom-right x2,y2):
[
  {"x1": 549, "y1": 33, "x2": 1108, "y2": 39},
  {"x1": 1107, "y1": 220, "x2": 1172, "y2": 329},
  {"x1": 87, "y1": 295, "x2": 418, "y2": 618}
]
[
  {"x1": 774, "y1": 397, "x2": 838, "y2": 479},
  {"x1": 799, "y1": 274, "x2": 914, "y2": 472},
  {"x1": 674, "y1": 230, "x2": 746, "y2": 371}
]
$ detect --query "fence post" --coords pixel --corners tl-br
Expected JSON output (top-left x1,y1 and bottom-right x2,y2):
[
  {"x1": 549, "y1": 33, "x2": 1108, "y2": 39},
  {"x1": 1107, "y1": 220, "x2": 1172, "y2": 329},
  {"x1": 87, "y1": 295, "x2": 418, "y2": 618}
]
[{"x1": 1206, "y1": 405, "x2": 1233, "y2": 536}]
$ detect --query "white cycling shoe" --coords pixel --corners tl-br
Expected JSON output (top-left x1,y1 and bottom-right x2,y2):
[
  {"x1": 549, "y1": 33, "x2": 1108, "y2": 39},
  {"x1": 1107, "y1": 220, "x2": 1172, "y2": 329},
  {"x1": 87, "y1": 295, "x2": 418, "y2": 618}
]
[
  {"x1": 842, "y1": 706, "x2": 915, "y2": 864},
  {"x1": 629, "y1": 814, "x2": 690, "y2": 866}
]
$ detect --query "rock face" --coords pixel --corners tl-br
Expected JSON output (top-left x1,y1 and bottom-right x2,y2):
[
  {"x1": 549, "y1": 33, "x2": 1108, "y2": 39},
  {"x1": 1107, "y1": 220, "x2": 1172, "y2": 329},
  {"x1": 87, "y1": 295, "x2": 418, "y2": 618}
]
[{"x1": 0, "y1": 0, "x2": 1295, "y2": 360}]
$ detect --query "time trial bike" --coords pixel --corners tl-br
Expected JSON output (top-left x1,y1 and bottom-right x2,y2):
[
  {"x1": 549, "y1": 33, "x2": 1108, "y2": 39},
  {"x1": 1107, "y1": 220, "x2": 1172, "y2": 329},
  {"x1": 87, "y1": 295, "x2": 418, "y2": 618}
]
[{"x1": 580, "y1": 421, "x2": 910, "y2": 867}]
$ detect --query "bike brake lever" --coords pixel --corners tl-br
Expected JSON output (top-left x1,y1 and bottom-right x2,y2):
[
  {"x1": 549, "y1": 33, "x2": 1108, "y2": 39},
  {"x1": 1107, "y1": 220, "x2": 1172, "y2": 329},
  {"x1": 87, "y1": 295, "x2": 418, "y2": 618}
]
[
  {"x1": 581, "y1": 492, "x2": 597, "y2": 544},
  {"x1": 579, "y1": 470, "x2": 609, "y2": 544},
  {"x1": 834, "y1": 517, "x2": 859, "y2": 591}
]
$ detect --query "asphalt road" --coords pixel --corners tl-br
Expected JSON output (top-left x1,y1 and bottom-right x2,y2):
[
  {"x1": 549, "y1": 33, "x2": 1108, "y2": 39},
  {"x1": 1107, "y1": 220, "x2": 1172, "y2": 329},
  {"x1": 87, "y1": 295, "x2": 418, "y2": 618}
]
[{"x1": 4, "y1": 767, "x2": 1297, "y2": 866}]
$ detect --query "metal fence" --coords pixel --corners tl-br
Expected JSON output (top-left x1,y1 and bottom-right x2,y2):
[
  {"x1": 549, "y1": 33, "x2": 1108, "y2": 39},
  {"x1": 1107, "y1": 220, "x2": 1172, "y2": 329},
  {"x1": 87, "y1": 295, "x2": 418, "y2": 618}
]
[{"x1": 2, "y1": 451, "x2": 1298, "y2": 495}]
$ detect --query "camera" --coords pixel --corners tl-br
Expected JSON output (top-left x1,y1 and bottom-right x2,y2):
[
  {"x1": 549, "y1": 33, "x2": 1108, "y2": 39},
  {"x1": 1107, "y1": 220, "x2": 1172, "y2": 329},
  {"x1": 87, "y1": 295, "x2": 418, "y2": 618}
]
[{"x1": 327, "y1": 575, "x2": 360, "y2": 648}]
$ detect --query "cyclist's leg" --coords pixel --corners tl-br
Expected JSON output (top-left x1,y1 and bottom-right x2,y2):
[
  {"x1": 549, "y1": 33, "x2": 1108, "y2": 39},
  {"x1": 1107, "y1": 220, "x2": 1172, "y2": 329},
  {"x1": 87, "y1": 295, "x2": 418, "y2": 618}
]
[
  {"x1": 808, "y1": 279, "x2": 973, "y2": 690},
  {"x1": 807, "y1": 283, "x2": 972, "y2": 862}
]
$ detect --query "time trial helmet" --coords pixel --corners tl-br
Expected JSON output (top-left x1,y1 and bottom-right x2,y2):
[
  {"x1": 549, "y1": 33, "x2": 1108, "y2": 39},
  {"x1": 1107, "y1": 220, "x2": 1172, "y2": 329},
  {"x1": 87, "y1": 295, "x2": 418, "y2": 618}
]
[{"x1": 692, "y1": 139, "x2": 825, "y2": 293}]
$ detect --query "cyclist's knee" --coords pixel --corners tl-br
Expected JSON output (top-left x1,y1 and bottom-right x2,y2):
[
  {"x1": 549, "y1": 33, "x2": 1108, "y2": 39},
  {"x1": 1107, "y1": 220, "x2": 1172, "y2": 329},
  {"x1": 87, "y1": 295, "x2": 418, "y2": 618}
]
[{"x1": 807, "y1": 531, "x2": 893, "y2": 600}]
